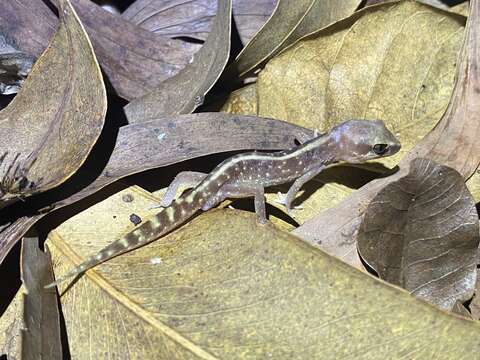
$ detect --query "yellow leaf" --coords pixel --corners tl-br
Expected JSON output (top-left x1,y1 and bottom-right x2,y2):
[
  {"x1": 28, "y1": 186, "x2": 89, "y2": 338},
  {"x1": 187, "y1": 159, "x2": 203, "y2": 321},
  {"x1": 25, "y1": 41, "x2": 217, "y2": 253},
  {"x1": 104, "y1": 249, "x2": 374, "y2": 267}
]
[{"x1": 47, "y1": 186, "x2": 480, "y2": 358}]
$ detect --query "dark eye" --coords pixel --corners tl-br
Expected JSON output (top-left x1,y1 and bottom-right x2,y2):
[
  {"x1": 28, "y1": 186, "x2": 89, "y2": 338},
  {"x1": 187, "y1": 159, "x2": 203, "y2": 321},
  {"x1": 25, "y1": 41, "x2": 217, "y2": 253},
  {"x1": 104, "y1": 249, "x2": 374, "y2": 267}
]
[{"x1": 372, "y1": 143, "x2": 389, "y2": 155}]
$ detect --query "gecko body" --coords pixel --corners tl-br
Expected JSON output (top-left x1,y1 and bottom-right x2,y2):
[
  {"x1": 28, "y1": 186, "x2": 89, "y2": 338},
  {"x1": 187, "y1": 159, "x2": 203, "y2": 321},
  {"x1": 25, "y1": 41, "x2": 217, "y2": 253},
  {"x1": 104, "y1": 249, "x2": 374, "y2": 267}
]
[{"x1": 46, "y1": 119, "x2": 400, "y2": 288}]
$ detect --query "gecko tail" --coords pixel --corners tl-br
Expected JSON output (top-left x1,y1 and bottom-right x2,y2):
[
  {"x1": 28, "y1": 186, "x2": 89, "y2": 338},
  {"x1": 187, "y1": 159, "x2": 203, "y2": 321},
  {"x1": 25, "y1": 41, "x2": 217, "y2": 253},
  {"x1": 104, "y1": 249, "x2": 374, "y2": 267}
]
[{"x1": 44, "y1": 263, "x2": 87, "y2": 289}]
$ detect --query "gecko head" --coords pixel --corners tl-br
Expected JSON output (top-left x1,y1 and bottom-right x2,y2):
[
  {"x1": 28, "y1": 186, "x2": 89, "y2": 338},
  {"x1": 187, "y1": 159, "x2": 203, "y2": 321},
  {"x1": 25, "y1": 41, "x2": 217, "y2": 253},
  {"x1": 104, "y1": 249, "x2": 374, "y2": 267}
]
[{"x1": 329, "y1": 119, "x2": 401, "y2": 163}]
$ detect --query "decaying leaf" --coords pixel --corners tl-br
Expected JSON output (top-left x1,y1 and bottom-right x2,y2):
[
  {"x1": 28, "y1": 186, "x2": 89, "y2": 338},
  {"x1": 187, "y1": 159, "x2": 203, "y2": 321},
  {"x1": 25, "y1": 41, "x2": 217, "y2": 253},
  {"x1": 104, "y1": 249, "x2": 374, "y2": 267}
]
[
  {"x1": 0, "y1": 0, "x2": 106, "y2": 206},
  {"x1": 0, "y1": 0, "x2": 198, "y2": 100},
  {"x1": 125, "y1": 0, "x2": 232, "y2": 121},
  {"x1": 230, "y1": 0, "x2": 361, "y2": 77},
  {"x1": 293, "y1": 0, "x2": 480, "y2": 269},
  {"x1": 0, "y1": 34, "x2": 33, "y2": 95},
  {"x1": 20, "y1": 237, "x2": 62, "y2": 359},
  {"x1": 122, "y1": 0, "x2": 276, "y2": 45},
  {"x1": 357, "y1": 158, "x2": 479, "y2": 310},
  {"x1": 46, "y1": 187, "x2": 480, "y2": 358},
  {"x1": 0, "y1": 114, "x2": 313, "y2": 266}
]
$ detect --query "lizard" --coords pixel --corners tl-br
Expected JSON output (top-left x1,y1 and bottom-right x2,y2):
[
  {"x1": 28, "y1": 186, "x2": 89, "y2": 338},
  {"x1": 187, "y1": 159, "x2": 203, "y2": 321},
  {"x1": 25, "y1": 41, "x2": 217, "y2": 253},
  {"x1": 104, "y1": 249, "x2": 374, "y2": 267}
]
[{"x1": 45, "y1": 119, "x2": 400, "y2": 289}]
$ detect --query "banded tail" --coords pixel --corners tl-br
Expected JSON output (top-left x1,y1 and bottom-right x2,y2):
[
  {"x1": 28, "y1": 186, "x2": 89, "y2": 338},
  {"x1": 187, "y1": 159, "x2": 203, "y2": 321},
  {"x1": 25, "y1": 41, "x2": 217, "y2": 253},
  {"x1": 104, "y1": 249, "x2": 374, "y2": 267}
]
[{"x1": 45, "y1": 190, "x2": 204, "y2": 289}]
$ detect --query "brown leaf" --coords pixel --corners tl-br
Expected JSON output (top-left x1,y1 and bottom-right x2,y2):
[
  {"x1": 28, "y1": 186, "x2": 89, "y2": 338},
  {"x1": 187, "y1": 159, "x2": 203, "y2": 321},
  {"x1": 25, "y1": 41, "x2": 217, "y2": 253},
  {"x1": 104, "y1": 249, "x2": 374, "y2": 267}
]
[
  {"x1": 0, "y1": 0, "x2": 197, "y2": 100},
  {"x1": 293, "y1": 0, "x2": 480, "y2": 267},
  {"x1": 0, "y1": 113, "x2": 313, "y2": 266},
  {"x1": 451, "y1": 300, "x2": 473, "y2": 319},
  {"x1": 357, "y1": 158, "x2": 479, "y2": 310},
  {"x1": 230, "y1": 0, "x2": 361, "y2": 77},
  {"x1": 122, "y1": 0, "x2": 276, "y2": 45},
  {"x1": 0, "y1": 0, "x2": 106, "y2": 206},
  {"x1": 124, "y1": 0, "x2": 232, "y2": 121},
  {"x1": 20, "y1": 237, "x2": 62, "y2": 360}
]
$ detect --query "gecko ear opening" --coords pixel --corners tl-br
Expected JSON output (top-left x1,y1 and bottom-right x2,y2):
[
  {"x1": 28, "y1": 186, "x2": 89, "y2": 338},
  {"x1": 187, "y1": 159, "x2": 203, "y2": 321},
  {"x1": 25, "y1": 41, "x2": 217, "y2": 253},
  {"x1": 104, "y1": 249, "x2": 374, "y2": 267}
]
[{"x1": 372, "y1": 143, "x2": 389, "y2": 155}]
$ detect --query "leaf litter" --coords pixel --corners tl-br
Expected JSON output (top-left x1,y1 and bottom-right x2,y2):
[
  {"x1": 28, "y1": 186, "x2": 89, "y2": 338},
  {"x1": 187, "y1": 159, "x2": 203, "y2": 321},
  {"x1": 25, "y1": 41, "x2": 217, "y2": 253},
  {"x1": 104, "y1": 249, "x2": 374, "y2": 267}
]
[
  {"x1": 357, "y1": 158, "x2": 479, "y2": 310},
  {"x1": 1, "y1": 0, "x2": 480, "y2": 358}
]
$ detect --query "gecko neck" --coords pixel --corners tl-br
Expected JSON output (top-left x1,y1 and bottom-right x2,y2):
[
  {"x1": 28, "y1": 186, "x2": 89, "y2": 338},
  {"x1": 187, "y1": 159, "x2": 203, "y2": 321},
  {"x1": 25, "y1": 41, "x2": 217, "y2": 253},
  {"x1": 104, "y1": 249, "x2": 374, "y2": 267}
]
[{"x1": 278, "y1": 131, "x2": 339, "y2": 170}]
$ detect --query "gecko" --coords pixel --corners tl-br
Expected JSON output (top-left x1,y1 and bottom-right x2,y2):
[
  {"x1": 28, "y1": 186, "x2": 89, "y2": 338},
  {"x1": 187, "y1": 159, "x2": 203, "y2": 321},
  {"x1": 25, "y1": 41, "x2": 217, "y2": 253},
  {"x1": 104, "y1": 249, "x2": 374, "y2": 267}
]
[{"x1": 45, "y1": 119, "x2": 400, "y2": 288}]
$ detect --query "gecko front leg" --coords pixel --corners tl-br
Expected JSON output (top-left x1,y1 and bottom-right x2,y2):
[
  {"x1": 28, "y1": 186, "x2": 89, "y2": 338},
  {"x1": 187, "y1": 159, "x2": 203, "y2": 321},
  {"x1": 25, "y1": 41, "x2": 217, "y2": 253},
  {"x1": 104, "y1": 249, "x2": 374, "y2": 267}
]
[
  {"x1": 158, "y1": 171, "x2": 207, "y2": 207},
  {"x1": 282, "y1": 165, "x2": 325, "y2": 215},
  {"x1": 202, "y1": 183, "x2": 268, "y2": 224}
]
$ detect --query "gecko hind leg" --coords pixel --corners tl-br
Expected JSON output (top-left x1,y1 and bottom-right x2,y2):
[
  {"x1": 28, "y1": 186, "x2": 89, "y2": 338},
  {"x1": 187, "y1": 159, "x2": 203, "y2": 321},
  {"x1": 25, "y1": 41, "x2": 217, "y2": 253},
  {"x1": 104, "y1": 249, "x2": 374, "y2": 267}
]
[
  {"x1": 157, "y1": 171, "x2": 207, "y2": 208},
  {"x1": 202, "y1": 183, "x2": 267, "y2": 224}
]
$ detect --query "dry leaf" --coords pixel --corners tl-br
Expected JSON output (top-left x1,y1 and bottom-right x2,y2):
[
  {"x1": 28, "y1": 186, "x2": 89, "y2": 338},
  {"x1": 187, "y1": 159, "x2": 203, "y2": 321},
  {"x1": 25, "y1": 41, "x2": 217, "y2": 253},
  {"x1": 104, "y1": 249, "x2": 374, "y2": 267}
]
[
  {"x1": 0, "y1": 288, "x2": 22, "y2": 359},
  {"x1": 0, "y1": 0, "x2": 106, "y2": 206},
  {"x1": 0, "y1": 114, "x2": 313, "y2": 266},
  {"x1": 122, "y1": 0, "x2": 276, "y2": 45},
  {"x1": 230, "y1": 0, "x2": 361, "y2": 77},
  {"x1": 0, "y1": 0, "x2": 197, "y2": 100},
  {"x1": 231, "y1": 1, "x2": 465, "y2": 228},
  {"x1": 20, "y1": 237, "x2": 62, "y2": 359},
  {"x1": 124, "y1": 0, "x2": 232, "y2": 121},
  {"x1": 219, "y1": 83, "x2": 258, "y2": 115},
  {"x1": 257, "y1": 0, "x2": 464, "y2": 166},
  {"x1": 451, "y1": 300, "x2": 473, "y2": 319},
  {"x1": 46, "y1": 187, "x2": 480, "y2": 358},
  {"x1": 469, "y1": 269, "x2": 480, "y2": 320},
  {"x1": 294, "y1": 0, "x2": 480, "y2": 268},
  {"x1": 357, "y1": 158, "x2": 479, "y2": 310}
]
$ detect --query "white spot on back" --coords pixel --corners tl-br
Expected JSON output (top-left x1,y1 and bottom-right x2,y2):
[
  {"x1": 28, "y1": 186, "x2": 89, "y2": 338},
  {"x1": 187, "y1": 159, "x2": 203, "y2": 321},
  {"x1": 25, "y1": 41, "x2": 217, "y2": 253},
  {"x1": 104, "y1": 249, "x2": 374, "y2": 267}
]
[
  {"x1": 150, "y1": 257, "x2": 162, "y2": 265},
  {"x1": 166, "y1": 207, "x2": 175, "y2": 222},
  {"x1": 120, "y1": 238, "x2": 130, "y2": 247}
]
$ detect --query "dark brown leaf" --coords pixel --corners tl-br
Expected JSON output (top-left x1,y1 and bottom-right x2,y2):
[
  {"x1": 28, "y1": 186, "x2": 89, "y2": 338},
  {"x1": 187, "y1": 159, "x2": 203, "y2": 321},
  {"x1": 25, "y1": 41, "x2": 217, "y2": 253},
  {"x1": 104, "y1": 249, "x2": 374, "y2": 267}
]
[
  {"x1": 0, "y1": 0, "x2": 197, "y2": 100},
  {"x1": 357, "y1": 158, "x2": 479, "y2": 310},
  {"x1": 20, "y1": 237, "x2": 62, "y2": 360},
  {"x1": 293, "y1": 0, "x2": 480, "y2": 267},
  {"x1": 122, "y1": 0, "x2": 276, "y2": 45},
  {"x1": 0, "y1": 113, "x2": 313, "y2": 266},
  {"x1": 0, "y1": 0, "x2": 106, "y2": 206},
  {"x1": 124, "y1": 0, "x2": 232, "y2": 121}
]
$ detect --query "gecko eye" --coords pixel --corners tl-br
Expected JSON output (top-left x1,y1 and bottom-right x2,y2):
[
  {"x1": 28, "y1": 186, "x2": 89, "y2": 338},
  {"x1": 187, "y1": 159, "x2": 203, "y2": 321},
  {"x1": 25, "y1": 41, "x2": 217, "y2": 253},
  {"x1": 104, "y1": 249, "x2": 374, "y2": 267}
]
[{"x1": 372, "y1": 143, "x2": 389, "y2": 155}]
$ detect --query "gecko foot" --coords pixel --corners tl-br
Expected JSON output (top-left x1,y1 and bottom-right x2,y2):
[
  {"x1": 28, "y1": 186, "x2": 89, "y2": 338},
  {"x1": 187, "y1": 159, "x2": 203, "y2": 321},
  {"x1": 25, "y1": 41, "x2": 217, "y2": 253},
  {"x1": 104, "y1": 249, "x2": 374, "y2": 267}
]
[{"x1": 274, "y1": 192, "x2": 303, "y2": 217}]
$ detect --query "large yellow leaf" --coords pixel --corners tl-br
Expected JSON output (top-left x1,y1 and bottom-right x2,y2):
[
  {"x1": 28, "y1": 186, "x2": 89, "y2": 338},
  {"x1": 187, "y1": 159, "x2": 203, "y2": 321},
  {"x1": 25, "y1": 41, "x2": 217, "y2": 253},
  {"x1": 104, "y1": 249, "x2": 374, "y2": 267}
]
[
  {"x1": 47, "y1": 186, "x2": 480, "y2": 358},
  {"x1": 257, "y1": 0, "x2": 464, "y2": 167},
  {"x1": 224, "y1": 1, "x2": 466, "y2": 224}
]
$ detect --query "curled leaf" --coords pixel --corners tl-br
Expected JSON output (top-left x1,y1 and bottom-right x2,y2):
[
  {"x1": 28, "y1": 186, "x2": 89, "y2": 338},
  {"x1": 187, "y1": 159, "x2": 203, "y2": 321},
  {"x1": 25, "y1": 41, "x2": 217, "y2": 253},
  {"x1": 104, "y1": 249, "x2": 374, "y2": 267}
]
[
  {"x1": 125, "y1": 0, "x2": 232, "y2": 121},
  {"x1": 20, "y1": 237, "x2": 62, "y2": 359},
  {"x1": 0, "y1": 0, "x2": 198, "y2": 100},
  {"x1": 357, "y1": 158, "x2": 479, "y2": 309},
  {"x1": 0, "y1": 0, "x2": 106, "y2": 205},
  {"x1": 122, "y1": 0, "x2": 276, "y2": 45},
  {"x1": 231, "y1": 0, "x2": 361, "y2": 77}
]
